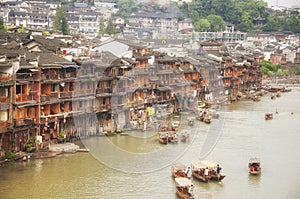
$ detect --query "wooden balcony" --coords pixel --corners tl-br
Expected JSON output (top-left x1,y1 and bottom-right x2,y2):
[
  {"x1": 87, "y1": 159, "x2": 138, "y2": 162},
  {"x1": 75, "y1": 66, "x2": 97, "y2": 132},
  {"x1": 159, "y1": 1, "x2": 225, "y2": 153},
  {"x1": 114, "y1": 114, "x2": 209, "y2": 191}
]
[
  {"x1": 0, "y1": 96, "x2": 9, "y2": 103},
  {"x1": 60, "y1": 91, "x2": 73, "y2": 99},
  {"x1": 0, "y1": 102, "x2": 10, "y2": 110},
  {"x1": 0, "y1": 121, "x2": 13, "y2": 133},
  {"x1": 96, "y1": 104, "x2": 111, "y2": 112},
  {"x1": 96, "y1": 88, "x2": 112, "y2": 94},
  {"x1": 14, "y1": 118, "x2": 35, "y2": 127},
  {"x1": 41, "y1": 74, "x2": 60, "y2": 81},
  {"x1": 0, "y1": 74, "x2": 11, "y2": 81},
  {"x1": 15, "y1": 93, "x2": 37, "y2": 103}
]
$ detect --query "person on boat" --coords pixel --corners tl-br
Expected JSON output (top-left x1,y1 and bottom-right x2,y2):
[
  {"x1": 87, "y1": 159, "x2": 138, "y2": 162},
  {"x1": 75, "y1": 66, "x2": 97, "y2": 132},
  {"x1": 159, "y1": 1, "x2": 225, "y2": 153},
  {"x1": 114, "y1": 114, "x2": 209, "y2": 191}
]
[
  {"x1": 188, "y1": 184, "x2": 193, "y2": 198},
  {"x1": 184, "y1": 166, "x2": 191, "y2": 177},
  {"x1": 216, "y1": 164, "x2": 222, "y2": 179},
  {"x1": 173, "y1": 132, "x2": 177, "y2": 142},
  {"x1": 204, "y1": 167, "x2": 209, "y2": 178},
  {"x1": 164, "y1": 132, "x2": 169, "y2": 140}
]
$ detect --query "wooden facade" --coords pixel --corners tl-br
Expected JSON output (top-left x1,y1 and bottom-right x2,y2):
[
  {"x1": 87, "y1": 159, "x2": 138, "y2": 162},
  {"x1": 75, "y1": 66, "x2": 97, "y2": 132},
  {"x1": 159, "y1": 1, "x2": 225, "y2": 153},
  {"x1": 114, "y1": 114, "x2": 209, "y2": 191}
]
[{"x1": 0, "y1": 38, "x2": 263, "y2": 156}]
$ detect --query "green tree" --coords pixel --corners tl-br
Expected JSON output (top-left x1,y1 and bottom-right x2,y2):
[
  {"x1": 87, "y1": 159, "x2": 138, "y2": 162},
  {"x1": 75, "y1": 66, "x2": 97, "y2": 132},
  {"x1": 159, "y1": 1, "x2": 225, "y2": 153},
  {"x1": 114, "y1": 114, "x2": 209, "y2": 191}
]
[
  {"x1": 17, "y1": 27, "x2": 26, "y2": 33},
  {"x1": 207, "y1": 15, "x2": 225, "y2": 31},
  {"x1": 98, "y1": 17, "x2": 106, "y2": 37},
  {"x1": 114, "y1": 0, "x2": 138, "y2": 21},
  {"x1": 260, "y1": 60, "x2": 281, "y2": 76},
  {"x1": 286, "y1": 15, "x2": 300, "y2": 33},
  {"x1": 0, "y1": 18, "x2": 5, "y2": 31},
  {"x1": 198, "y1": 19, "x2": 210, "y2": 31},
  {"x1": 53, "y1": 6, "x2": 69, "y2": 35},
  {"x1": 296, "y1": 66, "x2": 300, "y2": 75},
  {"x1": 105, "y1": 18, "x2": 116, "y2": 35},
  {"x1": 237, "y1": 12, "x2": 254, "y2": 32}
]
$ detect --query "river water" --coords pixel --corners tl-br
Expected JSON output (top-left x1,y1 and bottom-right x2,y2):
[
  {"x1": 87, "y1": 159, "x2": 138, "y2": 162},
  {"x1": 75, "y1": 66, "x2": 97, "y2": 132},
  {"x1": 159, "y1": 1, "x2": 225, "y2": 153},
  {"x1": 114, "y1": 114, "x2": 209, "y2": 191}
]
[{"x1": 1, "y1": 87, "x2": 300, "y2": 199}]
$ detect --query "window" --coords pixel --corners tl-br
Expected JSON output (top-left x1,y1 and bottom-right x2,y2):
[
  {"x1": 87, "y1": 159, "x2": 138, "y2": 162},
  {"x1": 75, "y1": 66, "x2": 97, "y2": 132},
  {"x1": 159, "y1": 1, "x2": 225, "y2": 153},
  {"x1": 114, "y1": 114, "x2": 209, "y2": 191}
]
[{"x1": 51, "y1": 84, "x2": 57, "y2": 92}]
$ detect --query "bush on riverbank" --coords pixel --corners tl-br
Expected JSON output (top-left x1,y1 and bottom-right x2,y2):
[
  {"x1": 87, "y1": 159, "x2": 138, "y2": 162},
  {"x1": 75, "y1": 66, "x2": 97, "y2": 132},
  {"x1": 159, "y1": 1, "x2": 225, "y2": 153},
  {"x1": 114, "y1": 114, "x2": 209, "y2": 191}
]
[{"x1": 4, "y1": 150, "x2": 14, "y2": 159}]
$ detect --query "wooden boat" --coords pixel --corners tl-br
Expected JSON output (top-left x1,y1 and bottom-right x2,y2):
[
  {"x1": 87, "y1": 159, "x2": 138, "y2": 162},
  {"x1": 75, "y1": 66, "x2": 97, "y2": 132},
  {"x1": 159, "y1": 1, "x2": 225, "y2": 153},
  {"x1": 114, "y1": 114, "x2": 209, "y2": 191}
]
[
  {"x1": 282, "y1": 87, "x2": 291, "y2": 92},
  {"x1": 203, "y1": 114, "x2": 212, "y2": 124},
  {"x1": 171, "y1": 163, "x2": 191, "y2": 179},
  {"x1": 265, "y1": 113, "x2": 273, "y2": 120},
  {"x1": 276, "y1": 91, "x2": 281, "y2": 97},
  {"x1": 252, "y1": 95, "x2": 261, "y2": 102},
  {"x1": 181, "y1": 131, "x2": 190, "y2": 142},
  {"x1": 171, "y1": 121, "x2": 180, "y2": 131},
  {"x1": 187, "y1": 117, "x2": 194, "y2": 126},
  {"x1": 159, "y1": 123, "x2": 168, "y2": 132},
  {"x1": 192, "y1": 161, "x2": 225, "y2": 182},
  {"x1": 158, "y1": 131, "x2": 168, "y2": 144},
  {"x1": 158, "y1": 131, "x2": 178, "y2": 144},
  {"x1": 191, "y1": 162, "x2": 210, "y2": 182},
  {"x1": 271, "y1": 93, "x2": 276, "y2": 99},
  {"x1": 175, "y1": 177, "x2": 195, "y2": 199},
  {"x1": 196, "y1": 109, "x2": 205, "y2": 121},
  {"x1": 248, "y1": 157, "x2": 261, "y2": 175}
]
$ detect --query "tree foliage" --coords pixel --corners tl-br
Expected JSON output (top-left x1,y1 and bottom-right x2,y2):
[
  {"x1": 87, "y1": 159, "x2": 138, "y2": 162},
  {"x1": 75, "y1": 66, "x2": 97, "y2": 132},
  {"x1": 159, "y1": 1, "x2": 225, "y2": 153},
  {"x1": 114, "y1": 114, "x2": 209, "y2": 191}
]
[
  {"x1": 177, "y1": 0, "x2": 272, "y2": 32},
  {"x1": 0, "y1": 18, "x2": 5, "y2": 31},
  {"x1": 98, "y1": 17, "x2": 106, "y2": 36},
  {"x1": 105, "y1": 18, "x2": 116, "y2": 35},
  {"x1": 114, "y1": 0, "x2": 139, "y2": 21},
  {"x1": 53, "y1": 6, "x2": 69, "y2": 35},
  {"x1": 260, "y1": 60, "x2": 282, "y2": 76},
  {"x1": 207, "y1": 15, "x2": 225, "y2": 31}
]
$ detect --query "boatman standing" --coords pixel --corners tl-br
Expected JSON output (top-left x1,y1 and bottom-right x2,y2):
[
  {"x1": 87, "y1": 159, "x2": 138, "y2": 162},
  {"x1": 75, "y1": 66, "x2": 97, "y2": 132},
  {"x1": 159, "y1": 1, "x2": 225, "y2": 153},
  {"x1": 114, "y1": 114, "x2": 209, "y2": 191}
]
[
  {"x1": 216, "y1": 164, "x2": 222, "y2": 179},
  {"x1": 188, "y1": 184, "x2": 193, "y2": 198}
]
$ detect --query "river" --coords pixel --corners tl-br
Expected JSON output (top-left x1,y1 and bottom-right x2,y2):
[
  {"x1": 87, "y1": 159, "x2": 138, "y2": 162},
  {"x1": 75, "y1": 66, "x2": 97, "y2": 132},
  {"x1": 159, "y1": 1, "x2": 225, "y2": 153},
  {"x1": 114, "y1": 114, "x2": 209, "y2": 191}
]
[{"x1": 1, "y1": 86, "x2": 300, "y2": 199}]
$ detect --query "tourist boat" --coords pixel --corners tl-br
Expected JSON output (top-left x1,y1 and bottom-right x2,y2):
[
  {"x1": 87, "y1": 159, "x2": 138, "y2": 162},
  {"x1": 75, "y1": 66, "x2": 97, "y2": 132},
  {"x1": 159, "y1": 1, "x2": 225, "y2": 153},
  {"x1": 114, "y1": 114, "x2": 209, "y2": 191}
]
[
  {"x1": 265, "y1": 113, "x2": 273, "y2": 120},
  {"x1": 191, "y1": 162, "x2": 210, "y2": 182},
  {"x1": 159, "y1": 123, "x2": 168, "y2": 132},
  {"x1": 282, "y1": 87, "x2": 292, "y2": 92},
  {"x1": 181, "y1": 131, "x2": 190, "y2": 142},
  {"x1": 276, "y1": 91, "x2": 281, "y2": 97},
  {"x1": 248, "y1": 157, "x2": 261, "y2": 175},
  {"x1": 268, "y1": 86, "x2": 282, "y2": 92},
  {"x1": 158, "y1": 131, "x2": 178, "y2": 144},
  {"x1": 175, "y1": 177, "x2": 195, "y2": 199},
  {"x1": 191, "y1": 161, "x2": 225, "y2": 182},
  {"x1": 271, "y1": 93, "x2": 276, "y2": 99},
  {"x1": 196, "y1": 109, "x2": 206, "y2": 121},
  {"x1": 187, "y1": 117, "x2": 194, "y2": 126},
  {"x1": 171, "y1": 121, "x2": 180, "y2": 131},
  {"x1": 252, "y1": 95, "x2": 261, "y2": 102},
  {"x1": 203, "y1": 114, "x2": 212, "y2": 124},
  {"x1": 171, "y1": 163, "x2": 191, "y2": 178},
  {"x1": 158, "y1": 131, "x2": 168, "y2": 144}
]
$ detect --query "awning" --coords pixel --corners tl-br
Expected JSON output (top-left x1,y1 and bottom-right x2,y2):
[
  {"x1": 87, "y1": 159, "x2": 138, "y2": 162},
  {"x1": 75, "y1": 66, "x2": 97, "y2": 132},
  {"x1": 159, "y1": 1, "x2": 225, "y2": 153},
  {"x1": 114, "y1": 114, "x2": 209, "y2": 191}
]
[
  {"x1": 157, "y1": 86, "x2": 171, "y2": 92},
  {"x1": 175, "y1": 177, "x2": 193, "y2": 187},
  {"x1": 29, "y1": 69, "x2": 39, "y2": 72},
  {"x1": 62, "y1": 65, "x2": 80, "y2": 69}
]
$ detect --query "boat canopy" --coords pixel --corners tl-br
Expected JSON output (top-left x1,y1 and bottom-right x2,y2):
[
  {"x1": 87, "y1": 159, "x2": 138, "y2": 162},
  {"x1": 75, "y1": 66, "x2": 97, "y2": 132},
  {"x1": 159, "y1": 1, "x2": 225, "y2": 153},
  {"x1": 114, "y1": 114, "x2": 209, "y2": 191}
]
[
  {"x1": 249, "y1": 157, "x2": 260, "y2": 164},
  {"x1": 175, "y1": 177, "x2": 193, "y2": 187},
  {"x1": 192, "y1": 161, "x2": 219, "y2": 169}
]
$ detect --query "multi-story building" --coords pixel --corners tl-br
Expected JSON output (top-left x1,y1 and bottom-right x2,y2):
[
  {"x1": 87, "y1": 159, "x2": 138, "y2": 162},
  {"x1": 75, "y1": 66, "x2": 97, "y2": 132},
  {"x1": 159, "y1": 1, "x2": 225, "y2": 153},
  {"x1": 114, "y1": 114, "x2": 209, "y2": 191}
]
[{"x1": 0, "y1": 33, "x2": 263, "y2": 157}]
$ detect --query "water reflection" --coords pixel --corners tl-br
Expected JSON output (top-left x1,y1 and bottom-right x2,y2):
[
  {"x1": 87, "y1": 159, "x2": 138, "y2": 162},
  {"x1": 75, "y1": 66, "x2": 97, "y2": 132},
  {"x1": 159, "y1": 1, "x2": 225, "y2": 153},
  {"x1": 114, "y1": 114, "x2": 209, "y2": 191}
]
[
  {"x1": 248, "y1": 173, "x2": 261, "y2": 187},
  {"x1": 0, "y1": 87, "x2": 300, "y2": 199}
]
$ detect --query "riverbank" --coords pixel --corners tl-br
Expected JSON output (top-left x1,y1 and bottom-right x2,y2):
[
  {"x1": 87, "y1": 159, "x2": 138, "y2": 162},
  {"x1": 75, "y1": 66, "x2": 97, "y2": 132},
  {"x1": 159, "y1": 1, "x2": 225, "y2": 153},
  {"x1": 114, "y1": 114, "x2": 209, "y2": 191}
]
[{"x1": 0, "y1": 142, "x2": 89, "y2": 166}]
